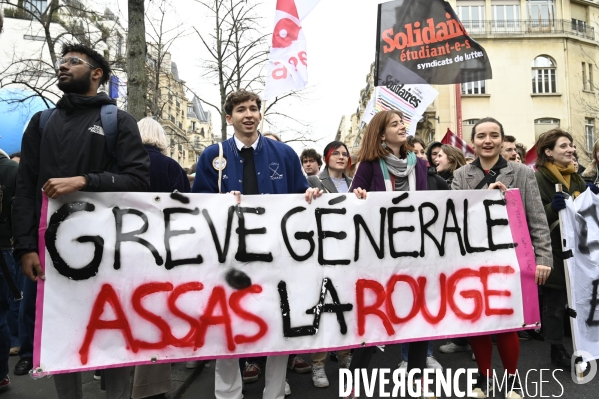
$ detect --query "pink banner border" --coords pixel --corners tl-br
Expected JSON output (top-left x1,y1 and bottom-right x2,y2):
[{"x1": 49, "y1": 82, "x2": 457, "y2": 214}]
[
  {"x1": 33, "y1": 193, "x2": 49, "y2": 371},
  {"x1": 505, "y1": 189, "x2": 541, "y2": 327},
  {"x1": 34, "y1": 327, "x2": 532, "y2": 376}
]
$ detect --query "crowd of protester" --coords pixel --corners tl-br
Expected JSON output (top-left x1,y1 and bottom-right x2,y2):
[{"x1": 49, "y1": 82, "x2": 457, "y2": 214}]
[{"x1": 0, "y1": 41, "x2": 598, "y2": 399}]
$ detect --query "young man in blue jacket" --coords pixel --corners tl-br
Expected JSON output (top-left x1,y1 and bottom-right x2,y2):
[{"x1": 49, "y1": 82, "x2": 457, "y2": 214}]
[{"x1": 192, "y1": 90, "x2": 320, "y2": 399}]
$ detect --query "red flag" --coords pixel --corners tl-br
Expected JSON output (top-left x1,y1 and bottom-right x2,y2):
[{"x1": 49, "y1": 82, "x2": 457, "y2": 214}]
[
  {"x1": 525, "y1": 144, "x2": 537, "y2": 168},
  {"x1": 440, "y1": 128, "x2": 475, "y2": 159}
]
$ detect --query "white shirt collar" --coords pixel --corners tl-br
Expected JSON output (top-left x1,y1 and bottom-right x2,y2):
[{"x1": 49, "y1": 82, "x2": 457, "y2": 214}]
[{"x1": 234, "y1": 134, "x2": 260, "y2": 151}]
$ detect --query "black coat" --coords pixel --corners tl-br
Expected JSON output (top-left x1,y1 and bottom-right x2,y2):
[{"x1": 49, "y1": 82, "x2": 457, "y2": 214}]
[
  {"x1": 535, "y1": 166, "x2": 587, "y2": 289},
  {"x1": 427, "y1": 167, "x2": 450, "y2": 190},
  {"x1": 145, "y1": 145, "x2": 190, "y2": 193},
  {"x1": 0, "y1": 153, "x2": 18, "y2": 248},
  {"x1": 13, "y1": 93, "x2": 150, "y2": 259}
]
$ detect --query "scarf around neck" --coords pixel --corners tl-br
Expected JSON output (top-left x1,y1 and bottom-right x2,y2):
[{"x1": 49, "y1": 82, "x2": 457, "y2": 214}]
[
  {"x1": 380, "y1": 151, "x2": 417, "y2": 192},
  {"x1": 544, "y1": 162, "x2": 576, "y2": 190}
]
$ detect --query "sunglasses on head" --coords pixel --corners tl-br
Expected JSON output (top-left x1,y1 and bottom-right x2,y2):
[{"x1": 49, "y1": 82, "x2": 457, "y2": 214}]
[{"x1": 55, "y1": 56, "x2": 97, "y2": 70}]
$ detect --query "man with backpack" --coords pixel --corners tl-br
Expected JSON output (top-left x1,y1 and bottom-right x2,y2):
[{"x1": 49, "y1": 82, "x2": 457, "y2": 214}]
[{"x1": 12, "y1": 42, "x2": 149, "y2": 399}]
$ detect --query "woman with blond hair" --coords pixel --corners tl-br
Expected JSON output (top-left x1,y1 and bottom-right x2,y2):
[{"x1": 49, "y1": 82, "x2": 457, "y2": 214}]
[
  {"x1": 131, "y1": 117, "x2": 190, "y2": 398},
  {"x1": 435, "y1": 144, "x2": 466, "y2": 186},
  {"x1": 138, "y1": 117, "x2": 190, "y2": 193},
  {"x1": 581, "y1": 139, "x2": 599, "y2": 184}
]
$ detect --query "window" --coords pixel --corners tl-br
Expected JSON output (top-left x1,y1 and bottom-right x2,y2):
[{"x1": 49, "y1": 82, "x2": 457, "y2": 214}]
[
  {"x1": 194, "y1": 136, "x2": 200, "y2": 147},
  {"x1": 586, "y1": 118, "x2": 595, "y2": 151},
  {"x1": 572, "y1": 19, "x2": 588, "y2": 33},
  {"x1": 116, "y1": 35, "x2": 123, "y2": 58},
  {"x1": 461, "y1": 80, "x2": 486, "y2": 95},
  {"x1": 583, "y1": 62, "x2": 594, "y2": 91},
  {"x1": 571, "y1": 3, "x2": 587, "y2": 34},
  {"x1": 25, "y1": 0, "x2": 48, "y2": 14},
  {"x1": 456, "y1": 2, "x2": 485, "y2": 32},
  {"x1": 534, "y1": 118, "x2": 560, "y2": 140},
  {"x1": 527, "y1": 0, "x2": 554, "y2": 22},
  {"x1": 462, "y1": 119, "x2": 480, "y2": 135},
  {"x1": 531, "y1": 56, "x2": 557, "y2": 93},
  {"x1": 23, "y1": 35, "x2": 46, "y2": 41},
  {"x1": 492, "y1": 3, "x2": 520, "y2": 30},
  {"x1": 191, "y1": 121, "x2": 196, "y2": 131}
]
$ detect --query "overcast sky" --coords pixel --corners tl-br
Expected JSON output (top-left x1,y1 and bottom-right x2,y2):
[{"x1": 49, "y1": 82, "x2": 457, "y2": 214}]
[{"x1": 103, "y1": 0, "x2": 381, "y2": 152}]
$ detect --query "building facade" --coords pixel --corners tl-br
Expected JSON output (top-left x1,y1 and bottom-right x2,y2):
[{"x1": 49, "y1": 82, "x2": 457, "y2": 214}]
[
  {"x1": 0, "y1": 0, "x2": 128, "y2": 109},
  {"x1": 146, "y1": 46, "x2": 214, "y2": 168},
  {"x1": 338, "y1": 0, "x2": 599, "y2": 163}
]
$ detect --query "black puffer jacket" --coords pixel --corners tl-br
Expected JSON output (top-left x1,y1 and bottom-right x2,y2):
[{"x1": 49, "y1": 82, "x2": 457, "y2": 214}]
[
  {"x1": 0, "y1": 153, "x2": 18, "y2": 248},
  {"x1": 427, "y1": 167, "x2": 449, "y2": 190},
  {"x1": 13, "y1": 93, "x2": 150, "y2": 259}
]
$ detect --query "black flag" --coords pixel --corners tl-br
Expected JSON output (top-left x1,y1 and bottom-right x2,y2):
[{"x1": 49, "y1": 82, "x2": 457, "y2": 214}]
[{"x1": 375, "y1": 0, "x2": 492, "y2": 86}]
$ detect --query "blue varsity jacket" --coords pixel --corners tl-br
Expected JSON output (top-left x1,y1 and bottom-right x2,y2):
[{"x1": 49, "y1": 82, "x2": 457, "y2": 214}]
[{"x1": 192, "y1": 134, "x2": 309, "y2": 194}]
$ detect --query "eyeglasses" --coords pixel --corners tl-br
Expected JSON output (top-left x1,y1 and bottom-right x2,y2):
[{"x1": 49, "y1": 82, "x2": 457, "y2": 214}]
[
  {"x1": 55, "y1": 56, "x2": 97, "y2": 70},
  {"x1": 331, "y1": 151, "x2": 349, "y2": 158}
]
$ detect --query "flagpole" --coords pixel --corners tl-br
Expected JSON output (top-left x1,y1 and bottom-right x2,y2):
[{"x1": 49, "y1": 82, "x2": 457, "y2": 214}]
[
  {"x1": 260, "y1": 100, "x2": 267, "y2": 133},
  {"x1": 455, "y1": 84, "x2": 463, "y2": 139}
]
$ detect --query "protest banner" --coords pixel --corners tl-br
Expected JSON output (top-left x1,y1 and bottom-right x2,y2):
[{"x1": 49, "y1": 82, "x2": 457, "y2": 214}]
[
  {"x1": 361, "y1": 84, "x2": 439, "y2": 136},
  {"x1": 263, "y1": 0, "x2": 320, "y2": 100},
  {"x1": 375, "y1": 0, "x2": 492, "y2": 86},
  {"x1": 561, "y1": 190, "x2": 599, "y2": 362},
  {"x1": 35, "y1": 189, "x2": 539, "y2": 374}
]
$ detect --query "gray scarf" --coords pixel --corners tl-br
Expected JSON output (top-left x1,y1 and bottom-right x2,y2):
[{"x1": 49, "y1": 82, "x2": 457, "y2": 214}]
[{"x1": 384, "y1": 154, "x2": 415, "y2": 192}]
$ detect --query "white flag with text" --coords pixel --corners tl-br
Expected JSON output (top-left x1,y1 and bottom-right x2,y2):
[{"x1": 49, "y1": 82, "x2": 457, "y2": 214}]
[{"x1": 263, "y1": 0, "x2": 320, "y2": 100}]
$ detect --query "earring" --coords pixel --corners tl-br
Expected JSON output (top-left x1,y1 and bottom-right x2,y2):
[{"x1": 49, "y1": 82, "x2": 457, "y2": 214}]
[{"x1": 381, "y1": 141, "x2": 387, "y2": 149}]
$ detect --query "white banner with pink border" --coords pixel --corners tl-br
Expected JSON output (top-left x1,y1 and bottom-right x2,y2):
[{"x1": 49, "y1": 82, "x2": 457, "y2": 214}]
[{"x1": 34, "y1": 189, "x2": 540, "y2": 374}]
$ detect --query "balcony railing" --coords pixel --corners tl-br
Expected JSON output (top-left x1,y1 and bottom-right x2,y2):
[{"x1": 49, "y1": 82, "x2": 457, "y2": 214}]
[{"x1": 461, "y1": 19, "x2": 595, "y2": 41}]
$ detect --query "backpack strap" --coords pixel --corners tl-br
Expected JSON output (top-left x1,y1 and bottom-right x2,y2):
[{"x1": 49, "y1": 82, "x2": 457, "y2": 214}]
[
  {"x1": 39, "y1": 108, "x2": 56, "y2": 133},
  {"x1": 217, "y1": 142, "x2": 223, "y2": 194},
  {"x1": 39, "y1": 105, "x2": 119, "y2": 173},
  {"x1": 474, "y1": 169, "x2": 498, "y2": 190},
  {"x1": 100, "y1": 104, "x2": 119, "y2": 173}
]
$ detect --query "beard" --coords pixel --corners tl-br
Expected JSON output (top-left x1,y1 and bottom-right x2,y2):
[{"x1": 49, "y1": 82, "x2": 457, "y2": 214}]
[{"x1": 57, "y1": 69, "x2": 92, "y2": 94}]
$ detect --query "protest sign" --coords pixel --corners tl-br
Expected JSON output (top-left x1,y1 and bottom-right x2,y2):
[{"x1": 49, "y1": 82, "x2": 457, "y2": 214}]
[
  {"x1": 375, "y1": 0, "x2": 492, "y2": 86},
  {"x1": 361, "y1": 84, "x2": 439, "y2": 136},
  {"x1": 36, "y1": 189, "x2": 538, "y2": 374},
  {"x1": 562, "y1": 190, "x2": 599, "y2": 362}
]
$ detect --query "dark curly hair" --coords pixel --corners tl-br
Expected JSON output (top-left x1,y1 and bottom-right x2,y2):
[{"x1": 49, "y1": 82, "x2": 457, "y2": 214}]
[
  {"x1": 300, "y1": 148, "x2": 323, "y2": 166},
  {"x1": 61, "y1": 42, "x2": 111, "y2": 86},
  {"x1": 224, "y1": 90, "x2": 261, "y2": 116}
]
